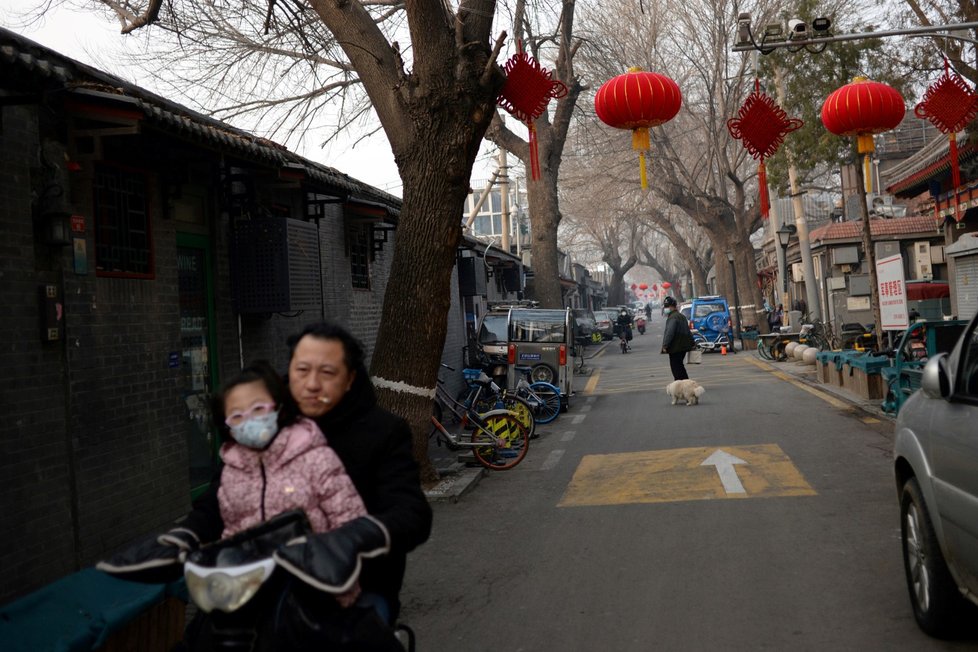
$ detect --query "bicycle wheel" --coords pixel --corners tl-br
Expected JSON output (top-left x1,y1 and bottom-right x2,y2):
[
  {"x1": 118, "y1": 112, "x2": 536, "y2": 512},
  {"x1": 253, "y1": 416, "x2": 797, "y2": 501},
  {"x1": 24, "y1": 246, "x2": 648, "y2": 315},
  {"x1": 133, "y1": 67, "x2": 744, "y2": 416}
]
[
  {"x1": 471, "y1": 413, "x2": 529, "y2": 470},
  {"x1": 526, "y1": 382, "x2": 561, "y2": 424},
  {"x1": 472, "y1": 392, "x2": 534, "y2": 439},
  {"x1": 481, "y1": 394, "x2": 535, "y2": 440}
]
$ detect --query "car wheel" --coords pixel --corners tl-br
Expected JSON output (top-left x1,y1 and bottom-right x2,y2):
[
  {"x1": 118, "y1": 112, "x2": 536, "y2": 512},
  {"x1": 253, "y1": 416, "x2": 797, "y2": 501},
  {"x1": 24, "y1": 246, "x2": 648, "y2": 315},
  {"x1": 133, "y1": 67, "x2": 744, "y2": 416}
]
[
  {"x1": 901, "y1": 476, "x2": 970, "y2": 638},
  {"x1": 530, "y1": 364, "x2": 556, "y2": 384}
]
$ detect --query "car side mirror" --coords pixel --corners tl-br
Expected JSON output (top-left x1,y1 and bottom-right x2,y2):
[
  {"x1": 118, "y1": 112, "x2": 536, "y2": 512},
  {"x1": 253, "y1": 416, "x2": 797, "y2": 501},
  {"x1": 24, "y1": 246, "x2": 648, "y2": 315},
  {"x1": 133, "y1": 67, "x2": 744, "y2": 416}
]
[{"x1": 921, "y1": 353, "x2": 952, "y2": 399}]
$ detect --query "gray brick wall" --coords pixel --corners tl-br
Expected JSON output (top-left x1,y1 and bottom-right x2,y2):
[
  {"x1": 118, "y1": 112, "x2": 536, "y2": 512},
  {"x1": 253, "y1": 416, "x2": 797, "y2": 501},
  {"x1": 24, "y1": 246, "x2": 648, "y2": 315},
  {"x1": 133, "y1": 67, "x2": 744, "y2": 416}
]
[
  {"x1": 0, "y1": 105, "x2": 77, "y2": 601},
  {"x1": 1, "y1": 106, "x2": 190, "y2": 602},
  {"x1": 1, "y1": 101, "x2": 475, "y2": 606}
]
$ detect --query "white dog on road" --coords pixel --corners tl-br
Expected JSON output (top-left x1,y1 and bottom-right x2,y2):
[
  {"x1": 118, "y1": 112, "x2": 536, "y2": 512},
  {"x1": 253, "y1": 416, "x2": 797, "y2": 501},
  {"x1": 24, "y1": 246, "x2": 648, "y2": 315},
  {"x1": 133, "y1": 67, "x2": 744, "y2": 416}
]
[{"x1": 666, "y1": 379, "x2": 705, "y2": 405}]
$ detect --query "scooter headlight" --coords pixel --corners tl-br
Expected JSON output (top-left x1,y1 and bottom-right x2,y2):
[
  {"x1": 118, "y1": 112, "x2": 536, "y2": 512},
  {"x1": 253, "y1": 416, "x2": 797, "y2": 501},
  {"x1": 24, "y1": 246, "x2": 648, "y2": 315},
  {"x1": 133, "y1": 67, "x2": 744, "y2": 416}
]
[{"x1": 185, "y1": 558, "x2": 275, "y2": 613}]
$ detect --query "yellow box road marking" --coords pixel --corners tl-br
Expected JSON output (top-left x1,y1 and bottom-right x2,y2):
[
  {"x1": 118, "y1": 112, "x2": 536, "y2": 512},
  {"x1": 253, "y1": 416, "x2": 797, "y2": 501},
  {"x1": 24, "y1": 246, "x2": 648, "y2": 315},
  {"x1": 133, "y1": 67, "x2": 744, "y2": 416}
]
[{"x1": 559, "y1": 444, "x2": 816, "y2": 507}]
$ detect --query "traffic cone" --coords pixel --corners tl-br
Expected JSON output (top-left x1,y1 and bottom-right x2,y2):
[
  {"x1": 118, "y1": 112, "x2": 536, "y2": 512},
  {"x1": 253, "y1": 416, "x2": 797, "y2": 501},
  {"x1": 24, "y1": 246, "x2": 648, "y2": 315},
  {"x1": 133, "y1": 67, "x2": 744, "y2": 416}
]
[{"x1": 721, "y1": 345, "x2": 727, "y2": 355}]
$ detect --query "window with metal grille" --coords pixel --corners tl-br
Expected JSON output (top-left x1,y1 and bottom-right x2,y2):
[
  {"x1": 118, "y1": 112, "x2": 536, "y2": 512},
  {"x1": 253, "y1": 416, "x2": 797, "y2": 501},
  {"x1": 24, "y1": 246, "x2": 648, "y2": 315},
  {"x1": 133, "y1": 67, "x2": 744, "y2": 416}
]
[
  {"x1": 94, "y1": 165, "x2": 153, "y2": 277},
  {"x1": 349, "y1": 223, "x2": 371, "y2": 289}
]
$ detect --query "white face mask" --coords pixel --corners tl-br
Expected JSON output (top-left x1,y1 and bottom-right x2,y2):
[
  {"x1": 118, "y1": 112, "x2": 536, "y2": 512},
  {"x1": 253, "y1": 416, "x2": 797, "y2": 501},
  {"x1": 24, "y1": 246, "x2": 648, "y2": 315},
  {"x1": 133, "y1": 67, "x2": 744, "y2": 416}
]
[{"x1": 229, "y1": 411, "x2": 280, "y2": 449}]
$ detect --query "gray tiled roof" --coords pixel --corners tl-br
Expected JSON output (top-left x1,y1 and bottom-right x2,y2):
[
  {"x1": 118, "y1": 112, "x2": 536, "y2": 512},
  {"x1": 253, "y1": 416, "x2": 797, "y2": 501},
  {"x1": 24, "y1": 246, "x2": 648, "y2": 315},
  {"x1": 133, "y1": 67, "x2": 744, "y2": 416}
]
[{"x1": 0, "y1": 26, "x2": 400, "y2": 211}]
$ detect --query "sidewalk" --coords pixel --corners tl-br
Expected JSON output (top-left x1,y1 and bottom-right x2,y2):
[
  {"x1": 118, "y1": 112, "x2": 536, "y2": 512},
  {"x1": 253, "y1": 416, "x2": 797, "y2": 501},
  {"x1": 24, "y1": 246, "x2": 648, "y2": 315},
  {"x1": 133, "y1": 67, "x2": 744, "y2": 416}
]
[
  {"x1": 423, "y1": 432, "x2": 486, "y2": 504},
  {"x1": 748, "y1": 353, "x2": 895, "y2": 422}
]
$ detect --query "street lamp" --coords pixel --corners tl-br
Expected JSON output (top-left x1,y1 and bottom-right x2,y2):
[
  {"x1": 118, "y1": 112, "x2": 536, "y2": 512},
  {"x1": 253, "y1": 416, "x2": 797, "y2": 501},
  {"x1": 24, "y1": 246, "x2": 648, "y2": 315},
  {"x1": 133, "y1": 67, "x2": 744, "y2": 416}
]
[
  {"x1": 776, "y1": 223, "x2": 797, "y2": 294},
  {"x1": 726, "y1": 251, "x2": 742, "y2": 349}
]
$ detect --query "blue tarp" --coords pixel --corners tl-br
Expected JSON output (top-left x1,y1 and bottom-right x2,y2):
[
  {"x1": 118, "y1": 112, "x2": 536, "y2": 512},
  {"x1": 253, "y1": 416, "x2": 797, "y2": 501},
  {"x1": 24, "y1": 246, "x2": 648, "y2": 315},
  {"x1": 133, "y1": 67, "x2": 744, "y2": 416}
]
[{"x1": 0, "y1": 568, "x2": 183, "y2": 652}]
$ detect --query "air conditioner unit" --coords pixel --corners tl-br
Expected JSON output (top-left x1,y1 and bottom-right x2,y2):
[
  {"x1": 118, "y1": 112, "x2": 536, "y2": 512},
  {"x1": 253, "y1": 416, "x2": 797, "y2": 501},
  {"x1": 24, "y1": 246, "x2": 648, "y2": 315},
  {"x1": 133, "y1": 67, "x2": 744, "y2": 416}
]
[{"x1": 914, "y1": 241, "x2": 933, "y2": 280}]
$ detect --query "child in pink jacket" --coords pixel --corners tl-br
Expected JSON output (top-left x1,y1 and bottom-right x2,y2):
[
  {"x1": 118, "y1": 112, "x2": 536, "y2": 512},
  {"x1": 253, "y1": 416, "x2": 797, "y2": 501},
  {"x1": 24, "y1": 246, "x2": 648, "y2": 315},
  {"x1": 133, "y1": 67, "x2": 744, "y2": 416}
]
[{"x1": 213, "y1": 360, "x2": 366, "y2": 606}]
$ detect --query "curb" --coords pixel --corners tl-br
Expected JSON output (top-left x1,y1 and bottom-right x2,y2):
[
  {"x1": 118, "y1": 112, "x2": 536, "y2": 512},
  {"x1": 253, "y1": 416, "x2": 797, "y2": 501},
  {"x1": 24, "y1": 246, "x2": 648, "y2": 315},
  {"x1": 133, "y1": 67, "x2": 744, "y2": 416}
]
[
  {"x1": 424, "y1": 464, "x2": 486, "y2": 503},
  {"x1": 749, "y1": 354, "x2": 895, "y2": 422}
]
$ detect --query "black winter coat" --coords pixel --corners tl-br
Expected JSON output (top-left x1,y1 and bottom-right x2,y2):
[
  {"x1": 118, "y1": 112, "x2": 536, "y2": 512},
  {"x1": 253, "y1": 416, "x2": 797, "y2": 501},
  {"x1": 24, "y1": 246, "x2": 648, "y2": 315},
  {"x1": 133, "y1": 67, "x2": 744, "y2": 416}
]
[
  {"x1": 662, "y1": 310, "x2": 695, "y2": 353},
  {"x1": 183, "y1": 372, "x2": 433, "y2": 620}
]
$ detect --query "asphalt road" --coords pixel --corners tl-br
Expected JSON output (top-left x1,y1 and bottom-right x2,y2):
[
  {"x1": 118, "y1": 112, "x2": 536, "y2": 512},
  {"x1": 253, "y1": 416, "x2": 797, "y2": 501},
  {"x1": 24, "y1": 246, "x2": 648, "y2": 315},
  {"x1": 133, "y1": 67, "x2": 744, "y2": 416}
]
[{"x1": 400, "y1": 314, "x2": 978, "y2": 651}]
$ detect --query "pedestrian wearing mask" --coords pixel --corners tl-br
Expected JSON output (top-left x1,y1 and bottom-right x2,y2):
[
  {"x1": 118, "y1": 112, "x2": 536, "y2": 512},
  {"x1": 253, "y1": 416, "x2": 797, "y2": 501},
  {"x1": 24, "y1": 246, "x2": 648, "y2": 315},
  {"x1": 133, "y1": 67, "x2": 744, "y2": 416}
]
[{"x1": 661, "y1": 296, "x2": 695, "y2": 380}]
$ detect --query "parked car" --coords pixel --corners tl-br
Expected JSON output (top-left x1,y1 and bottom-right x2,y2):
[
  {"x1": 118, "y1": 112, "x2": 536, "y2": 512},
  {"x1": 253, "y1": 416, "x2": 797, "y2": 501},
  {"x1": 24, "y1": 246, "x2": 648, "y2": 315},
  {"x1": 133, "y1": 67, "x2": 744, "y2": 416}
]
[
  {"x1": 679, "y1": 301, "x2": 692, "y2": 322},
  {"x1": 688, "y1": 295, "x2": 731, "y2": 342},
  {"x1": 893, "y1": 308, "x2": 978, "y2": 637},
  {"x1": 572, "y1": 308, "x2": 597, "y2": 343},
  {"x1": 593, "y1": 310, "x2": 616, "y2": 340}
]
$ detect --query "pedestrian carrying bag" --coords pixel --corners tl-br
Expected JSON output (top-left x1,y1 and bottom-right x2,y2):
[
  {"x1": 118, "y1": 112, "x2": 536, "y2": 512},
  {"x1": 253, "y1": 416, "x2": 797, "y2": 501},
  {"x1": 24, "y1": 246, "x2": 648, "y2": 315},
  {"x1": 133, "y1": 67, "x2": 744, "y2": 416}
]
[{"x1": 687, "y1": 349, "x2": 703, "y2": 364}]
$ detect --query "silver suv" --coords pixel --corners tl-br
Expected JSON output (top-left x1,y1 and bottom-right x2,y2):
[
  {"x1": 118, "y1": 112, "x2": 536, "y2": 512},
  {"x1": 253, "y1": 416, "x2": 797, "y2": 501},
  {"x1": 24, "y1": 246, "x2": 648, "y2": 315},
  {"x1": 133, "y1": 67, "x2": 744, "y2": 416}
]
[{"x1": 893, "y1": 309, "x2": 978, "y2": 637}]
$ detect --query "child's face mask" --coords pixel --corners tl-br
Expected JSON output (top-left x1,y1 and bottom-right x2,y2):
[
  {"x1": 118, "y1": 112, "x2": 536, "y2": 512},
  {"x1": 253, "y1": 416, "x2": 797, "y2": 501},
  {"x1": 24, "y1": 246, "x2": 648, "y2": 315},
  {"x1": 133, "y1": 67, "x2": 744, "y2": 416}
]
[{"x1": 229, "y1": 411, "x2": 280, "y2": 449}]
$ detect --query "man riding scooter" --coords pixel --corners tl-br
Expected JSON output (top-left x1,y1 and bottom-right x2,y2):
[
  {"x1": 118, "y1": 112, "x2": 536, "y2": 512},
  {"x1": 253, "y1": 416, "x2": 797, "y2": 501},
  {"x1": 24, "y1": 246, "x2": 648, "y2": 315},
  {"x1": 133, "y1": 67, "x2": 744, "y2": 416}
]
[{"x1": 615, "y1": 308, "x2": 634, "y2": 352}]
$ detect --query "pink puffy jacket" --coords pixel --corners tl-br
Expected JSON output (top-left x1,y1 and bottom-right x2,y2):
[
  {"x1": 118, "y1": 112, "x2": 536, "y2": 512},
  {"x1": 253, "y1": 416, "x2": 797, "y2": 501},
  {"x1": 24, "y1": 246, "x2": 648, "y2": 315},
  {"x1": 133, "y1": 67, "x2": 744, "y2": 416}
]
[{"x1": 218, "y1": 417, "x2": 366, "y2": 539}]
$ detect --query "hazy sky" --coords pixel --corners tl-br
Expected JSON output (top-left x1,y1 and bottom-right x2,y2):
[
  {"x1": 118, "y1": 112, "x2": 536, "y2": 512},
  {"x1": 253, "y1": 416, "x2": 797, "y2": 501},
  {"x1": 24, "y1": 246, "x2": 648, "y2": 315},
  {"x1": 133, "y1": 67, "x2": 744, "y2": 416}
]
[{"x1": 2, "y1": 0, "x2": 506, "y2": 197}]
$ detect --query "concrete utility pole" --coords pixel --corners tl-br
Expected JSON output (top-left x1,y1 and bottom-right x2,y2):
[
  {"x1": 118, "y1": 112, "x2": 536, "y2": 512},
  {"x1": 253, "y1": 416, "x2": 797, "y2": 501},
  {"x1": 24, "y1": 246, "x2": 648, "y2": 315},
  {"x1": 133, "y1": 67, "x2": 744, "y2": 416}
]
[
  {"x1": 774, "y1": 67, "x2": 820, "y2": 319},
  {"x1": 769, "y1": 201, "x2": 786, "y2": 304},
  {"x1": 498, "y1": 148, "x2": 511, "y2": 253}
]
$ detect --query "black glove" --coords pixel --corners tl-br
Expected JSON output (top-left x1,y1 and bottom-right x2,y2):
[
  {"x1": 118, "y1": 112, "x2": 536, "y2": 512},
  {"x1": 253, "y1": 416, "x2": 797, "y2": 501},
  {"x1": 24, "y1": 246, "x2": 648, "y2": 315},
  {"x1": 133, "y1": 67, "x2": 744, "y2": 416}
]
[
  {"x1": 96, "y1": 527, "x2": 199, "y2": 584},
  {"x1": 274, "y1": 516, "x2": 390, "y2": 594}
]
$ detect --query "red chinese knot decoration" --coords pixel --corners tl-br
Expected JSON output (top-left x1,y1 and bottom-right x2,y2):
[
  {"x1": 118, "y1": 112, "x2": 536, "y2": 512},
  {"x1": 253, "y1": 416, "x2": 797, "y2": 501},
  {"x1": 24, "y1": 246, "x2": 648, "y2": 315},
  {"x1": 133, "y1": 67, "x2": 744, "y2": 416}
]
[
  {"x1": 727, "y1": 80, "x2": 803, "y2": 219},
  {"x1": 914, "y1": 60, "x2": 978, "y2": 203},
  {"x1": 821, "y1": 77, "x2": 905, "y2": 193},
  {"x1": 594, "y1": 68, "x2": 682, "y2": 190},
  {"x1": 497, "y1": 47, "x2": 568, "y2": 181}
]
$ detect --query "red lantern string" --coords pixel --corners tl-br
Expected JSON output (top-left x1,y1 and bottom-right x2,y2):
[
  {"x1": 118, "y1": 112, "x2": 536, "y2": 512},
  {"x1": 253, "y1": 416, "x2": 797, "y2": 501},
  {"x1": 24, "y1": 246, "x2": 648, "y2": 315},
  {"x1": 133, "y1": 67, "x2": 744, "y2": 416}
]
[
  {"x1": 727, "y1": 79, "x2": 803, "y2": 219},
  {"x1": 497, "y1": 43, "x2": 568, "y2": 180},
  {"x1": 915, "y1": 59, "x2": 978, "y2": 220}
]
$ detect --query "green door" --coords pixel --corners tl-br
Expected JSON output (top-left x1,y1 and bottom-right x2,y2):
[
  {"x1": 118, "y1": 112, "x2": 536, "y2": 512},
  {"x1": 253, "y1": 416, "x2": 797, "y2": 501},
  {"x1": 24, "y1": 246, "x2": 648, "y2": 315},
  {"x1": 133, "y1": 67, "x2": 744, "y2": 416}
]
[{"x1": 177, "y1": 233, "x2": 220, "y2": 498}]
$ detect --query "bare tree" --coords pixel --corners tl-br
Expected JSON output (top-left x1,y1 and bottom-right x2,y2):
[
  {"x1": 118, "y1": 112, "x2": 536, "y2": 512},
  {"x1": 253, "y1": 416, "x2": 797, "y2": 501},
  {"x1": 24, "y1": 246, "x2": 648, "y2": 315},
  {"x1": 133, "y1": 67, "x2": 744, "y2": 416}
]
[
  {"x1": 84, "y1": 0, "x2": 509, "y2": 482},
  {"x1": 636, "y1": 202, "x2": 712, "y2": 296},
  {"x1": 579, "y1": 0, "x2": 769, "y2": 331},
  {"x1": 485, "y1": 0, "x2": 584, "y2": 308}
]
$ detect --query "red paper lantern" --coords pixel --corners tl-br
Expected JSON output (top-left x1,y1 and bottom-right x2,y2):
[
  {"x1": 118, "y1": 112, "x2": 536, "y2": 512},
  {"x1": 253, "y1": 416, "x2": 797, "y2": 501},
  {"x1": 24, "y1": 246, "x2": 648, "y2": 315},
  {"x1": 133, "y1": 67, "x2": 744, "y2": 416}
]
[
  {"x1": 821, "y1": 77, "x2": 905, "y2": 192},
  {"x1": 639, "y1": 283, "x2": 648, "y2": 290},
  {"x1": 661, "y1": 281, "x2": 672, "y2": 289},
  {"x1": 595, "y1": 68, "x2": 682, "y2": 190}
]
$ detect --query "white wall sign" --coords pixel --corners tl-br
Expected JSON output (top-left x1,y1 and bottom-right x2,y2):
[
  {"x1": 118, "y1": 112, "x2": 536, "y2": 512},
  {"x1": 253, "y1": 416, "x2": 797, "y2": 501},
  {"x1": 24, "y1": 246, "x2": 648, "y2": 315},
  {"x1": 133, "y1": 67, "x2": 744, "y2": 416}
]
[{"x1": 876, "y1": 253, "x2": 909, "y2": 331}]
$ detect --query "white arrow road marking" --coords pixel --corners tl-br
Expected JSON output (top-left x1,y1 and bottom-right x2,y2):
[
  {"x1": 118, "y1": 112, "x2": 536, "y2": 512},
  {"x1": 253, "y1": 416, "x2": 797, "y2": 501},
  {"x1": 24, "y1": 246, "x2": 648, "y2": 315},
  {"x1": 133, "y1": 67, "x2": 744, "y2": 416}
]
[{"x1": 700, "y1": 449, "x2": 748, "y2": 494}]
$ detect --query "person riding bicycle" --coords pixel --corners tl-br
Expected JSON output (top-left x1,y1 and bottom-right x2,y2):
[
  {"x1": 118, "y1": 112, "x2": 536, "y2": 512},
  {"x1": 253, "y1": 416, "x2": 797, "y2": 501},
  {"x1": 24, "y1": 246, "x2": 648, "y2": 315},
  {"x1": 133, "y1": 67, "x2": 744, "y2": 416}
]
[{"x1": 616, "y1": 308, "x2": 634, "y2": 343}]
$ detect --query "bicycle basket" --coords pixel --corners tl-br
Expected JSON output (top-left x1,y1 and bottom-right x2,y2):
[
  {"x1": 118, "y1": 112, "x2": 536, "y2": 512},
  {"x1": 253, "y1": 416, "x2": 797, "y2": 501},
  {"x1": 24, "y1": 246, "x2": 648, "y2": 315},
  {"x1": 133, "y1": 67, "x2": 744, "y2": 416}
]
[{"x1": 462, "y1": 368, "x2": 485, "y2": 385}]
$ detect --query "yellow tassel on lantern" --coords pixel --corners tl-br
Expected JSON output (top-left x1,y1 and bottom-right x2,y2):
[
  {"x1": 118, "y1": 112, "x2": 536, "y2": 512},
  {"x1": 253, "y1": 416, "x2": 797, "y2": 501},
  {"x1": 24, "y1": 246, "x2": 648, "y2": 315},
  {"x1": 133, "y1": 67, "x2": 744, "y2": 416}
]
[
  {"x1": 632, "y1": 127, "x2": 651, "y2": 191},
  {"x1": 857, "y1": 133, "x2": 875, "y2": 193}
]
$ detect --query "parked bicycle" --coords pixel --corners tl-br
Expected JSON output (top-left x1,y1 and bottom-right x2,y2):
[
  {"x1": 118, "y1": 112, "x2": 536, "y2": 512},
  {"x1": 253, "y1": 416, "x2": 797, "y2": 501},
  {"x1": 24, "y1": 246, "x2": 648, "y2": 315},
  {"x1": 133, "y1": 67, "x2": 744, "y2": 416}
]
[
  {"x1": 475, "y1": 365, "x2": 562, "y2": 426},
  {"x1": 462, "y1": 367, "x2": 537, "y2": 440},
  {"x1": 430, "y1": 368, "x2": 529, "y2": 470}
]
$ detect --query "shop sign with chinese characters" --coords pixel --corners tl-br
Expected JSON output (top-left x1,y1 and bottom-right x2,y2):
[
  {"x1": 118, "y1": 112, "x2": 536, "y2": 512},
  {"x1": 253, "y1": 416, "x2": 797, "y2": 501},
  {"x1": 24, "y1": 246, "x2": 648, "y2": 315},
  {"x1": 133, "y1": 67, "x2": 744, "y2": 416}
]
[{"x1": 877, "y1": 254, "x2": 909, "y2": 330}]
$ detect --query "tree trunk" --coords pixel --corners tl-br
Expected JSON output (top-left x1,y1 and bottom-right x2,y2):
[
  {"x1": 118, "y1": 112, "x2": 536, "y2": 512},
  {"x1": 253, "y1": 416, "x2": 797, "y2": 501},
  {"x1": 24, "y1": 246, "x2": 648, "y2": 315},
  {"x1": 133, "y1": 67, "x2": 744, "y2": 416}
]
[
  {"x1": 526, "y1": 166, "x2": 563, "y2": 308},
  {"x1": 370, "y1": 99, "x2": 498, "y2": 484}
]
